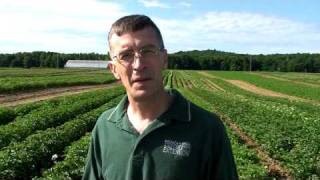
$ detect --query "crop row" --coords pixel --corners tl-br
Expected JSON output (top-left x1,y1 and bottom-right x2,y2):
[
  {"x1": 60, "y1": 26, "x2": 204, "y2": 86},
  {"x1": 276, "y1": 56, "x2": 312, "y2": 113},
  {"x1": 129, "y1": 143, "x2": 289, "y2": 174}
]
[
  {"x1": 0, "y1": 73, "x2": 115, "y2": 93},
  {"x1": 162, "y1": 70, "x2": 169, "y2": 87},
  {"x1": 177, "y1": 88, "x2": 268, "y2": 179},
  {"x1": 175, "y1": 71, "x2": 221, "y2": 91},
  {"x1": 0, "y1": 68, "x2": 105, "y2": 78},
  {"x1": 0, "y1": 107, "x2": 16, "y2": 125},
  {"x1": 0, "y1": 95, "x2": 123, "y2": 179},
  {"x1": 204, "y1": 71, "x2": 320, "y2": 101},
  {"x1": 193, "y1": 70, "x2": 320, "y2": 113},
  {"x1": 0, "y1": 86, "x2": 124, "y2": 149},
  {"x1": 183, "y1": 70, "x2": 320, "y2": 115},
  {"x1": 258, "y1": 72, "x2": 320, "y2": 85},
  {"x1": 0, "y1": 102, "x2": 53, "y2": 127},
  {"x1": 164, "y1": 70, "x2": 173, "y2": 88},
  {"x1": 174, "y1": 71, "x2": 320, "y2": 178},
  {"x1": 36, "y1": 87, "x2": 268, "y2": 180},
  {"x1": 170, "y1": 71, "x2": 190, "y2": 89},
  {"x1": 188, "y1": 87, "x2": 320, "y2": 178},
  {"x1": 0, "y1": 86, "x2": 120, "y2": 126},
  {"x1": 35, "y1": 133, "x2": 92, "y2": 180},
  {"x1": 165, "y1": 70, "x2": 196, "y2": 89}
]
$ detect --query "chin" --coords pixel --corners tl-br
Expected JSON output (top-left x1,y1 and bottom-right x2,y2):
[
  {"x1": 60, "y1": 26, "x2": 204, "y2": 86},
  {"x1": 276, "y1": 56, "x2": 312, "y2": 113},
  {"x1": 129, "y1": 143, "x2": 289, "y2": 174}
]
[
  {"x1": 130, "y1": 89, "x2": 156, "y2": 101},
  {"x1": 132, "y1": 90, "x2": 151, "y2": 99},
  {"x1": 127, "y1": 81, "x2": 163, "y2": 101}
]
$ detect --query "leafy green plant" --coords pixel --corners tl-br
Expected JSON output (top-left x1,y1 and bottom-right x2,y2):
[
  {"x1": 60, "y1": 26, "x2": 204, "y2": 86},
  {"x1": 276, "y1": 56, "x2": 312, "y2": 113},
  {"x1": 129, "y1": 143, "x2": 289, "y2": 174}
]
[
  {"x1": 0, "y1": 87, "x2": 124, "y2": 149},
  {"x1": 0, "y1": 72, "x2": 115, "y2": 93},
  {"x1": 178, "y1": 88, "x2": 268, "y2": 179},
  {"x1": 0, "y1": 107, "x2": 16, "y2": 125},
  {"x1": 0, "y1": 95, "x2": 123, "y2": 179},
  {"x1": 35, "y1": 134, "x2": 92, "y2": 180}
]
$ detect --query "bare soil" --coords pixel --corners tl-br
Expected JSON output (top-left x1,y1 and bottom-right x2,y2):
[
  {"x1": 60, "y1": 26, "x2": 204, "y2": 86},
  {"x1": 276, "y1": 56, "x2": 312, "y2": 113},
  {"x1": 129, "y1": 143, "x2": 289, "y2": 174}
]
[
  {"x1": 202, "y1": 79, "x2": 225, "y2": 92},
  {"x1": 251, "y1": 72, "x2": 320, "y2": 88},
  {"x1": 198, "y1": 71, "x2": 319, "y2": 105},
  {"x1": 226, "y1": 80, "x2": 298, "y2": 99},
  {"x1": 183, "y1": 79, "x2": 195, "y2": 89},
  {"x1": 0, "y1": 82, "x2": 120, "y2": 107},
  {"x1": 198, "y1": 71, "x2": 301, "y2": 99},
  {"x1": 198, "y1": 71, "x2": 221, "y2": 79},
  {"x1": 226, "y1": 80, "x2": 320, "y2": 105}
]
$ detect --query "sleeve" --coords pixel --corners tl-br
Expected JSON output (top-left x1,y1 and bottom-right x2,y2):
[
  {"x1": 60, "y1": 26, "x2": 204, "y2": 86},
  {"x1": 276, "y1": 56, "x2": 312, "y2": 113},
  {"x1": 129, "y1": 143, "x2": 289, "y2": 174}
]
[
  {"x1": 82, "y1": 130, "x2": 103, "y2": 180},
  {"x1": 211, "y1": 123, "x2": 239, "y2": 180}
]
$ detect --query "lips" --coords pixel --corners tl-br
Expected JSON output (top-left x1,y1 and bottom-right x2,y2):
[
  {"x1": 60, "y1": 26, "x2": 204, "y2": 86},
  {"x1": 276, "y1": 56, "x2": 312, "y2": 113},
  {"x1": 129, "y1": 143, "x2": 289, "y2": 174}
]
[{"x1": 132, "y1": 78, "x2": 151, "y2": 83}]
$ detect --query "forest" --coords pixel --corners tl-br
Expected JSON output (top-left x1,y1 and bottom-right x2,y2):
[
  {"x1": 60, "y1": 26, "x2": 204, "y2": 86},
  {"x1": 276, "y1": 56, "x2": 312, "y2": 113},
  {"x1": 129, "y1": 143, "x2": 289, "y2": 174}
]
[
  {"x1": 168, "y1": 50, "x2": 320, "y2": 72},
  {"x1": 0, "y1": 50, "x2": 319, "y2": 72}
]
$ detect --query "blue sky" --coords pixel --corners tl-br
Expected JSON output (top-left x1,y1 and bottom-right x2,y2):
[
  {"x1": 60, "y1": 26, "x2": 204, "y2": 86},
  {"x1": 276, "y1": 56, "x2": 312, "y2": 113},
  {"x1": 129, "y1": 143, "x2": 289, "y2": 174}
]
[{"x1": 1, "y1": 0, "x2": 319, "y2": 54}]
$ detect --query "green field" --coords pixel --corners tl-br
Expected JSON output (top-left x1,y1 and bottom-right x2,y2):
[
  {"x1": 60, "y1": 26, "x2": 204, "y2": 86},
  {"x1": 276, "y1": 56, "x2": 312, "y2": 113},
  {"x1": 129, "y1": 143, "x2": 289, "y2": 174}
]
[
  {"x1": 0, "y1": 68, "x2": 319, "y2": 179},
  {"x1": 257, "y1": 71, "x2": 320, "y2": 85},
  {"x1": 203, "y1": 71, "x2": 320, "y2": 101},
  {"x1": 0, "y1": 68, "x2": 115, "y2": 93}
]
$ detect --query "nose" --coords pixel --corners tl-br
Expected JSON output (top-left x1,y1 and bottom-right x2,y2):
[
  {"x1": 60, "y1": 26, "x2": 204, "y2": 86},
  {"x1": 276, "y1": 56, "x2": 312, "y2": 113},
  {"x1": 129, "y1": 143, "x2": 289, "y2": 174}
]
[{"x1": 132, "y1": 53, "x2": 145, "y2": 71}]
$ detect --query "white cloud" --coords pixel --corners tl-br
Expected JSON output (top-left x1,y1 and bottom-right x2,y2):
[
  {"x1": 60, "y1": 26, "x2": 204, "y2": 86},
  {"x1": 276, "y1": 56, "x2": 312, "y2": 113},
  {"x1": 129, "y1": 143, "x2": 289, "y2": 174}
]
[
  {"x1": 0, "y1": 0, "x2": 127, "y2": 53},
  {"x1": 1, "y1": 0, "x2": 319, "y2": 55},
  {"x1": 138, "y1": 0, "x2": 170, "y2": 8},
  {"x1": 154, "y1": 12, "x2": 320, "y2": 54},
  {"x1": 178, "y1": 2, "x2": 192, "y2": 7}
]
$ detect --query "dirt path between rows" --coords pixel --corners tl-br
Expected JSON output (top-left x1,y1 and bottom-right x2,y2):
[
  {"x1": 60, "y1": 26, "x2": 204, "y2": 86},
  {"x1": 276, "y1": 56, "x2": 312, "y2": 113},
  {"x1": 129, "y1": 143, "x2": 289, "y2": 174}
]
[
  {"x1": 199, "y1": 71, "x2": 320, "y2": 105},
  {"x1": 226, "y1": 80, "x2": 299, "y2": 99},
  {"x1": 188, "y1": 84, "x2": 293, "y2": 178},
  {"x1": 198, "y1": 71, "x2": 294, "y2": 98},
  {"x1": 198, "y1": 71, "x2": 221, "y2": 79},
  {"x1": 0, "y1": 82, "x2": 120, "y2": 107},
  {"x1": 226, "y1": 80, "x2": 320, "y2": 105},
  {"x1": 215, "y1": 109, "x2": 293, "y2": 179},
  {"x1": 201, "y1": 79, "x2": 225, "y2": 92},
  {"x1": 197, "y1": 72, "x2": 299, "y2": 177},
  {"x1": 250, "y1": 72, "x2": 320, "y2": 88}
]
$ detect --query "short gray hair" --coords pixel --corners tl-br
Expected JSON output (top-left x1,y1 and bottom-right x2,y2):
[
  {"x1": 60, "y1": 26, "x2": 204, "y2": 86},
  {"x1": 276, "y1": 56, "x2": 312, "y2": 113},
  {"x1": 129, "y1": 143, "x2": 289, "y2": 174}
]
[{"x1": 108, "y1": 14, "x2": 164, "y2": 51}]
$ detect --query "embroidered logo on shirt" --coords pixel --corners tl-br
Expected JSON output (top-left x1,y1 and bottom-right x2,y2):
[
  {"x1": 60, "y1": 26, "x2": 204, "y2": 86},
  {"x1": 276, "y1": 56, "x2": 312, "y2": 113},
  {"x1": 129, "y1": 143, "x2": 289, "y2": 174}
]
[{"x1": 163, "y1": 140, "x2": 191, "y2": 157}]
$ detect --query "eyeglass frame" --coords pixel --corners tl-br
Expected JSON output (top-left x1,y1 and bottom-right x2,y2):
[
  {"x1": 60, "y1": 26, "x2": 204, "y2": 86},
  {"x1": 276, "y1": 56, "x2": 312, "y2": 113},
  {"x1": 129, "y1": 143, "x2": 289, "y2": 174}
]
[{"x1": 111, "y1": 46, "x2": 165, "y2": 65}]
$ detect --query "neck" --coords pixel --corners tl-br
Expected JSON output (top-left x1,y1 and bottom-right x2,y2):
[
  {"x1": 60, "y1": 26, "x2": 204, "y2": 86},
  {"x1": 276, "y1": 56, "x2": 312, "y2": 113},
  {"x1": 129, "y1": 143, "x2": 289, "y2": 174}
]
[{"x1": 127, "y1": 89, "x2": 172, "y2": 121}]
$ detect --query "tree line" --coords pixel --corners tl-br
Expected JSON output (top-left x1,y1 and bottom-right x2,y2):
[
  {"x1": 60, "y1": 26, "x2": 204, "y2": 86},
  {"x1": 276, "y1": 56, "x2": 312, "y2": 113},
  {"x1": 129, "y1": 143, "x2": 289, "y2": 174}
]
[
  {"x1": 168, "y1": 50, "x2": 320, "y2": 72},
  {"x1": 0, "y1": 50, "x2": 319, "y2": 72},
  {"x1": 0, "y1": 52, "x2": 107, "y2": 68}
]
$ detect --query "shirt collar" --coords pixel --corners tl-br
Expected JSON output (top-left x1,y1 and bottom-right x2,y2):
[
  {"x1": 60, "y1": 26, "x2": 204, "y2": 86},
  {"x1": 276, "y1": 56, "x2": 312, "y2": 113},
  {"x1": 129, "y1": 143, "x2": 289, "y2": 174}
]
[
  {"x1": 106, "y1": 88, "x2": 191, "y2": 123},
  {"x1": 160, "y1": 88, "x2": 191, "y2": 122}
]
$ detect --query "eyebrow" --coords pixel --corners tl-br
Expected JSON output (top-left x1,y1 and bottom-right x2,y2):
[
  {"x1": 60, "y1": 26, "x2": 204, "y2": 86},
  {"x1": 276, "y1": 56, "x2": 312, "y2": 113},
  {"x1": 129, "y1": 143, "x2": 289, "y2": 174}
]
[
  {"x1": 118, "y1": 44, "x2": 158, "y2": 54},
  {"x1": 139, "y1": 44, "x2": 158, "y2": 49},
  {"x1": 118, "y1": 48, "x2": 133, "y2": 54}
]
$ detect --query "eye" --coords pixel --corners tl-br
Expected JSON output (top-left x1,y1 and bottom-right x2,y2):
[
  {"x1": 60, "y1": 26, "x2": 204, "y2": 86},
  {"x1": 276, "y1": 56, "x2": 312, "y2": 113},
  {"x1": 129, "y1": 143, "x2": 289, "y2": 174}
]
[
  {"x1": 141, "y1": 48, "x2": 156, "y2": 56},
  {"x1": 119, "y1": 51, "x2": 134, "y2": 61}
]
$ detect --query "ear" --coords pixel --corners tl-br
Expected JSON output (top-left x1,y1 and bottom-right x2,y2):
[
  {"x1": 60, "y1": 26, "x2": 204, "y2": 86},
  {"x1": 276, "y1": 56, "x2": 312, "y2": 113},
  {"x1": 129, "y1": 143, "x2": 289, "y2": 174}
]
[
  {"x1": 162, "y1": 49, "x2": 168, "y2": 69},
  {"x1": 108, "y1": 61, "x2": 120, "y2": 80}
]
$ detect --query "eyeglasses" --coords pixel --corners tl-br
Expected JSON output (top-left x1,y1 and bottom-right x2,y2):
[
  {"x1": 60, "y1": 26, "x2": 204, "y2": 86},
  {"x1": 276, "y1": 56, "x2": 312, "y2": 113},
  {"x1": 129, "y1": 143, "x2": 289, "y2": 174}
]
[{"x1": 112, "y1": 46, "x2": 164, "y2": 65}]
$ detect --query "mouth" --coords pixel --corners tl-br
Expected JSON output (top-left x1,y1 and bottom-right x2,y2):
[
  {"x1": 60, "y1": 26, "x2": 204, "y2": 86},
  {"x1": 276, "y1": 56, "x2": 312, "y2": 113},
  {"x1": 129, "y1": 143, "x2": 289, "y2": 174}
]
[{"x1": 132, "y1": 78, "x2": 151, "y2": 83}]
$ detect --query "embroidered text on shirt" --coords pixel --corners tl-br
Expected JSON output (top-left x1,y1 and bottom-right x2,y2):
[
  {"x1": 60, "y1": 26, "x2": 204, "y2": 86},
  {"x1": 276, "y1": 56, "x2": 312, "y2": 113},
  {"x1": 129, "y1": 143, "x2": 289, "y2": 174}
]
[{"x1": 163, "y1": 140, "x2": 191, "y2": 157}]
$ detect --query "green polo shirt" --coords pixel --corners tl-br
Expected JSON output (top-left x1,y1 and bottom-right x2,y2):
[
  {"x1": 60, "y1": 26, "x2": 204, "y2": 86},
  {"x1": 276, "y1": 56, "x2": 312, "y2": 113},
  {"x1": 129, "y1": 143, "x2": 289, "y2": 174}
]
[{"x1": 83, "y1": 89, "x2": 238, "y2": 180}]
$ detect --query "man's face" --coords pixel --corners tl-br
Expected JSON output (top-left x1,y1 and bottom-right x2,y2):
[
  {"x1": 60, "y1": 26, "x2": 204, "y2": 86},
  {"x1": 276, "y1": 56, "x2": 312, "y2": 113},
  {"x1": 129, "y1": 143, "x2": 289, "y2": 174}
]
[{"x1": 109, "y1": 27, "x2": 168, "y2": 101}]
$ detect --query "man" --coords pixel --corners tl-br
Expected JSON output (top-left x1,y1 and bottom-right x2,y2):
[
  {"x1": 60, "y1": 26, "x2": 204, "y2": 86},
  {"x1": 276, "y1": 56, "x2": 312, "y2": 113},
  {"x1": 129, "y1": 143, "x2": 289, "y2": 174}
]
[{"x1": 83, "y1": 14, "x2": 238, "y2": 180}]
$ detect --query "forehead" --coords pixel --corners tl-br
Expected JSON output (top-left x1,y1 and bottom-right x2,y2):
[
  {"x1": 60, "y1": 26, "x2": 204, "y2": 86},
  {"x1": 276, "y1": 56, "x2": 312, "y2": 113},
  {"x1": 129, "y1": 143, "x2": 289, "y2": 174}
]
[{"x1": 109, "y1": 27, "x2": 159, "y2": 52}]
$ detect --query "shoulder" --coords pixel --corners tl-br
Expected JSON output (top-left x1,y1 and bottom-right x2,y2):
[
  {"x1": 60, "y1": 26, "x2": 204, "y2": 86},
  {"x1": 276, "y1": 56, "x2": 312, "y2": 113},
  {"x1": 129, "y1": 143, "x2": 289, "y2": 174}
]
[
  {"x1": 96, "y1": 106, "x2": 117, "y2": 124},
  {"x1": 188, "y1": 101, "x2": 231, "y2": 154},
  {"x1": 92, "y1": 107, "x2": 118, "y2": 134},
  {"x1": 189, "y1": 101, "x2": 225, "y2": 133}
]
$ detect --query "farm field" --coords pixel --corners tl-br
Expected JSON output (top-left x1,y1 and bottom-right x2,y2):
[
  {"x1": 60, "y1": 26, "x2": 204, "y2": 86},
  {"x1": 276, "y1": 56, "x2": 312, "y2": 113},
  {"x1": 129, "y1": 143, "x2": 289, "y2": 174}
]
[
  {"x1": 256, "y1": 71, "x2": 320, "y2": 86},
  {"x1": 0, "y1": 68, "x2": 115, "y2": 93},
  {"x1": 0, "y1": 68, "x2": 319, "y2": 179},
  {"x1": 202, "y1": 70, "x2": 320, "y2": 102}
]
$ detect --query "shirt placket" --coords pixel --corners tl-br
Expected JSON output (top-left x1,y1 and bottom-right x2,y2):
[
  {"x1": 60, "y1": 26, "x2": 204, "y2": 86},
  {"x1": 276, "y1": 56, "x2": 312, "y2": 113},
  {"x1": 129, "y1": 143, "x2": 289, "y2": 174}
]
[{"x1": 125, "y1": 117, "x2": 171, "y2": 180}]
